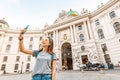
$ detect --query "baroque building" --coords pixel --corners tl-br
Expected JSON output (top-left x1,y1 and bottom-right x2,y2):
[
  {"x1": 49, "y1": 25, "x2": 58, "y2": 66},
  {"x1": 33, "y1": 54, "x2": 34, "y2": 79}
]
[{"x1": 0, "y1": 0, "x2": 120, "y2": 73}]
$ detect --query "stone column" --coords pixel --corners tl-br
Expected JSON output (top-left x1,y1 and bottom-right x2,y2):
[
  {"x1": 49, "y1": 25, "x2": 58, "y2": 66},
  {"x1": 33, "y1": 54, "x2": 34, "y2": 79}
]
[
  {"x1": 83, "y1": 21, "x2": 89, "y2": 40},
  {"x1": 87, "y1": 20, "x2": 94, "y2": 40},
  {"x1": 70, "y1": 25, "x2": 74, "y2": 43},
  {"x1": 73, "y1": 25, "x2": 77, "y2": 43}
]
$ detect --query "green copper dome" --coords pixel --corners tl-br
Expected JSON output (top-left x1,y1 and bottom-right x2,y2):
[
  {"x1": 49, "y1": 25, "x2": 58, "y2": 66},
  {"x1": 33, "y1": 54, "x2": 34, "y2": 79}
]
[{"x1": 67, "y1": 9, "x2": 79, "y2": 16}]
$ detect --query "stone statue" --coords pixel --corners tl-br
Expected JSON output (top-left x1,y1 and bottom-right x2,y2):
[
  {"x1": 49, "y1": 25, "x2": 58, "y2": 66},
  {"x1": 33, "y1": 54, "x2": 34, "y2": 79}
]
[
  {"x1": 88, "y1": 45, "x2": 99, "y2": 64},
  {"x1": 59, "y1": 10, "x2": 66, "y2": 18}
]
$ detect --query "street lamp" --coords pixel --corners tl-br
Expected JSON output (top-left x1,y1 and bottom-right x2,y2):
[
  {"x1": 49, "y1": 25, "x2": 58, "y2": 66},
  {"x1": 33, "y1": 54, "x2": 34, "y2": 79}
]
[{"x1": 20, "y1": 61, "x2": 24, "y2": 74}]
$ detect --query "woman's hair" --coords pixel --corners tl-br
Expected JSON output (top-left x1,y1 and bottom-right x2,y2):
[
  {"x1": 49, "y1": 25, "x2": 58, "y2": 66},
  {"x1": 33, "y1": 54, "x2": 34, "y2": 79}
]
[{"x1": 39, "y1": 37, "x2": 54, "y2": 54}]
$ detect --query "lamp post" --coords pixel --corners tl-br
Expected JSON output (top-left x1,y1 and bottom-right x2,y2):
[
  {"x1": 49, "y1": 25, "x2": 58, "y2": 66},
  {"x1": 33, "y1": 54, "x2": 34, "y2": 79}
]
[{"x1": 20, "y1": 61, "x2": 24, "y2": 74}]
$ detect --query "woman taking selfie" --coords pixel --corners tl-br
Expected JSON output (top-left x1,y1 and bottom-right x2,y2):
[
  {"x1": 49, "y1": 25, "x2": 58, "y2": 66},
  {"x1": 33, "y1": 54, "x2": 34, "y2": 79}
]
[{"x1": 18, "y1": 29, "x2": 57, "y2": 80}]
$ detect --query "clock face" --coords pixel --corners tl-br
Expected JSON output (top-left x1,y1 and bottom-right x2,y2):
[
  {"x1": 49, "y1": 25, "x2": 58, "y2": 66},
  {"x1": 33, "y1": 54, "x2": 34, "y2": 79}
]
[{"x1": 64, "y1": 34, "x2": 67, "y2": 40}]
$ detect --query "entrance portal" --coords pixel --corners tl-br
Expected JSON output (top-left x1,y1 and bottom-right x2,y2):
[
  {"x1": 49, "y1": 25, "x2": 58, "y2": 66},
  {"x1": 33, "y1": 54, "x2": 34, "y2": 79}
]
[
  {"x1": 81, "y1": 55, "x2": 88, "y2": 64},
  {"x1": 61, "y1": 42, "x2": 73, "y2": 70}
]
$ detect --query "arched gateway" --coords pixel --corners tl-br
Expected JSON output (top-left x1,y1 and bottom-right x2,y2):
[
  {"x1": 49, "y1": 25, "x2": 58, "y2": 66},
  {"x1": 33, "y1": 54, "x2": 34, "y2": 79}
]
[{"x1": 61, "y1": 42, "x2": 73, "y2": 70}]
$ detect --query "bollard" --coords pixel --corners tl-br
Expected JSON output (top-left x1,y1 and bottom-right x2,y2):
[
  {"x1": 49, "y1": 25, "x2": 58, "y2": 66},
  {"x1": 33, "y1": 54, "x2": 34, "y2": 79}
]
[
  {"x1": 81, "y1": 68, "x2": 84, "y2": 73},
  {"x1": 100, "y1": 68, "x2": 104, "y2": 74}
]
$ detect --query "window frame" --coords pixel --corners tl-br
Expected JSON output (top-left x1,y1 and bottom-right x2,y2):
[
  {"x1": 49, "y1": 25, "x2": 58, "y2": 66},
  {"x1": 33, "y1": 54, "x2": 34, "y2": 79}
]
[
  {"x1": 95, "y1": 19, "x2": 100, "y2": 26},
  {"x1": 9, "y1": 37, "x2": 13, "y2": 41},
  {"x1": 113, "y1": 22, "x2": 120, "y2": 34},
  {"x1": 79, "y1": 34, "x2": 84, "y2": 41},
  {"x1": 14, "y1": 64, "x2": 19, "y2": 70},
  {"x1": 3, "y1": 56, "x2": 8, "y2": 62},
  {"x1": 78, "y1": 25, "x2": 82, "y2": 30},
  {"x1": 29, "y1": 44, "x2": 32, "y2": 50},
  {"x1": 6, "y1": 44, "x2": 11, "y2": 51},
  {"x1": 97, "y1": 29, "x2": 105, "y2": 39},
  {"x1": 30, "y1": 37, "x2": 33, "y2": 41},
  {"x1": 109, "y1": 11, "x2": 116, "y2": 19}
]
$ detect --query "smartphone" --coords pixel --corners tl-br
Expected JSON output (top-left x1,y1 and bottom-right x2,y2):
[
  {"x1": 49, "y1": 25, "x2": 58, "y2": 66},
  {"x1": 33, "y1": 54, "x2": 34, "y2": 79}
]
[{"x1": 22, "y1": 25, "x2": 29, "y2": 34}]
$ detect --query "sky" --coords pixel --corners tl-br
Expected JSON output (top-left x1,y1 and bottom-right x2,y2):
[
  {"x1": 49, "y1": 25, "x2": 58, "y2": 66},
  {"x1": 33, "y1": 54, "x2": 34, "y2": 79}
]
[{"x1": 0, "y1": 0, "x2": 110, "y2": 30}]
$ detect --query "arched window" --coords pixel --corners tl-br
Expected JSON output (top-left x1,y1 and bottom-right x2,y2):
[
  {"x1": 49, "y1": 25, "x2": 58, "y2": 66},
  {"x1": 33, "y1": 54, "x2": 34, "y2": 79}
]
[
  {"x1": 79, "y1": 34, "x2": 84, "y2": 41},
  {"x1": 6, "y1": 44, "x2": 11, "y2": 51},
  {"x1": 97, "y1": 29, "x2": 104, "y2": 39},
  {"x1": 1, "y1": 64, "x2": 6, "y2": 70},
  {"x1": 113, "y1": 22, "x2": 120, "y2": 34}
]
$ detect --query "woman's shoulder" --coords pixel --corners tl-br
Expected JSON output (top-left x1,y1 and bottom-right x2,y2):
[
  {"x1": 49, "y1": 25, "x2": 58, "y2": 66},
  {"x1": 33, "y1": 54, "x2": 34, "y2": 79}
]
[{"x1": 33, "y1": 50, "x2": 42, "y2": 57}]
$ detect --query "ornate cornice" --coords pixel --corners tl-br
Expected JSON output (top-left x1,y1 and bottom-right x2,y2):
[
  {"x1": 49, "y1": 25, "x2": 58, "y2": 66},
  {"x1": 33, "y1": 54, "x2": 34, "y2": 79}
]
[
  {"x1": 90, "y1": 0, "x2": 119, "y2": 18},
  {"x1": 43, "y1": 0, "x2": 120, "y2": 32},
  {"x1": 43, "y1": 13, "x2": 90, "y2": 31},
  {"x1": 0, "y1": 29, "x2": 44, "y2": 34}
]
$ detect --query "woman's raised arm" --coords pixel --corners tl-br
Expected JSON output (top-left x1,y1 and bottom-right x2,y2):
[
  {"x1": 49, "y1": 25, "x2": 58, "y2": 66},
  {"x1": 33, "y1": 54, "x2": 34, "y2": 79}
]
[{"x1": 19, "y1": 29, "x2": 34, "y2": 56}]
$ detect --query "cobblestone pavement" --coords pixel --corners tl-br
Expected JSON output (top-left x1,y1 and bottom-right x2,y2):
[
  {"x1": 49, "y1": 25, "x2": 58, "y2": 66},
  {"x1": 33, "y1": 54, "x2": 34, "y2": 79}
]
[{"x1": 0, "y1": 70, "x2": 120, "y2": 80}]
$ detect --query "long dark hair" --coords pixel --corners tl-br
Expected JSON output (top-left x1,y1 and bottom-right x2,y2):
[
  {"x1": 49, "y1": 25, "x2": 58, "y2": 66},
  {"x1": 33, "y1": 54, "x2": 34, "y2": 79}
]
[{"x1": 39, "y1": 37, "x2": 54, "y2": 54}]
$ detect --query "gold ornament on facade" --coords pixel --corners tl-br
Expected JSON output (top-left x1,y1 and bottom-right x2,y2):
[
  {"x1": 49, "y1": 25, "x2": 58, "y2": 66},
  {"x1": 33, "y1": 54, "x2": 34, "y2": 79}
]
[{"x1": 63, "y1": 34, "x2": 67, "y2": 40}]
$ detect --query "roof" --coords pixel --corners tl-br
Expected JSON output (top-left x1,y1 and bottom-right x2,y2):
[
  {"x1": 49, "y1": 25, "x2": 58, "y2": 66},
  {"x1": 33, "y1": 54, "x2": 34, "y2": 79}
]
[{"x1": 0, "y1": 19, "x2": 9, "y2": 27}]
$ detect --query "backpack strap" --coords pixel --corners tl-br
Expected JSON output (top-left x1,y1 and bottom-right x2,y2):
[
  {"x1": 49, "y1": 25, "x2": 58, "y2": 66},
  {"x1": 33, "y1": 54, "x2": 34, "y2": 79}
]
[
  {"x1": 51, "y1": 53, "x2": 54, "y2": 60},
  {"x1": 51, "y1": 53, "x2": 54, "y2": 69}
]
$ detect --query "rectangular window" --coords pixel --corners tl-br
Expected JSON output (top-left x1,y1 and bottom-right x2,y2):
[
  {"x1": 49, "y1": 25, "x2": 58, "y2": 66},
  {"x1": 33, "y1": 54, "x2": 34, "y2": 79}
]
[
  {"x1": 26, "y1": 63, "x2": 30, "y2": 69},
  {"x1": 29, "y1": 45, "x2": 32, "y2": 50},
  {"x1": 30, "y1": 37, "x2": 33, "y2": 41},
  {"x1": 101, "y1": 44, "x2": 108, "y2": 54},
  {"x1": 6, "y1": 45, "x2": 11, "y2": 51},
  {"x1": 16, "y1": 56, "x2": 20, "y2": 62},
  {"x1": 78, "y1": 25, "x2": 82, "y2": 30},
  {"x1": 1, "y1": 64, "x2": 6, "y2": 70},
  {"x1": 14, "y1": 64, "x2": 19, "y2": 70},
  {"x1": 27, "y1": 56, "x2": 31, "y2": 61},
  {"x1": 3, "y1": 56, "x2": 8, "y2": 62},
  {"x1": 95, "y1": 19, "x2": 100, "y2": 26},
  {"x1": 109, "y1": 11, "x2": 116, "y2": 19},
  {"x1": 40, "y1": 37, "x2": 42, "y2": 40},
  {"x1": 9, "y1": 37, "x2": 13, "y2": 41}
]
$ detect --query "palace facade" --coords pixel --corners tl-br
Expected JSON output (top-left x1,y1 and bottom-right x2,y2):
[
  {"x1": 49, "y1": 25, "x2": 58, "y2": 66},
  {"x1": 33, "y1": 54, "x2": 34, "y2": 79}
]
[{"x1": 0, "y1": 0, "x2": 120, "y2": 73}]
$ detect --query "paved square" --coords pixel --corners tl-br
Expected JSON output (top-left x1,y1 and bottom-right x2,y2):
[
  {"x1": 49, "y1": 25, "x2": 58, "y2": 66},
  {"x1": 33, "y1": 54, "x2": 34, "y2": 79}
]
[{"x1": 0, "y1": 70, "x2": 120, "y2": 80}]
